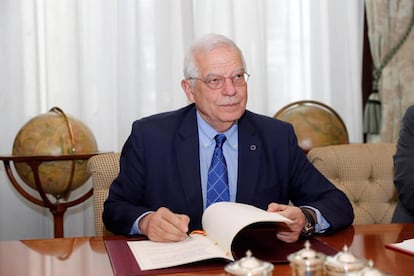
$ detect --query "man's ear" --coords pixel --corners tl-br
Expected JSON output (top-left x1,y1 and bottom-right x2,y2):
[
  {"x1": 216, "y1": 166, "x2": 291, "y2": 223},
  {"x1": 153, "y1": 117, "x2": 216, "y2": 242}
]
[{"x1": 181, "y1": 79, "x2": 195, "y2": 103}]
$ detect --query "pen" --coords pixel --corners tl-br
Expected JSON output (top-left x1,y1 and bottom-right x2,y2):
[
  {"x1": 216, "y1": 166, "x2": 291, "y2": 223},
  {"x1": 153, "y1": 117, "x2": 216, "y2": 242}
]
[{"x1": 187, "y1": 230, "x2": 206, "y2": 237}]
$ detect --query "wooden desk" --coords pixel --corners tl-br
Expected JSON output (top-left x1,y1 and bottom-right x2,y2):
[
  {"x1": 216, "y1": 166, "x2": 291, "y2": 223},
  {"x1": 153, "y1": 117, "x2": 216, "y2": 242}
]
[{"x1": 0, "y1": 224, "x2": 413, "y2": 276}]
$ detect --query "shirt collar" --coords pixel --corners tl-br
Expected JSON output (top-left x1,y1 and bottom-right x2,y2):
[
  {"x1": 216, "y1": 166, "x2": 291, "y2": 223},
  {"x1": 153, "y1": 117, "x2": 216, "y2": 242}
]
[{"x1": 196, "y1": 111, "x2": 238, "y2": 149}]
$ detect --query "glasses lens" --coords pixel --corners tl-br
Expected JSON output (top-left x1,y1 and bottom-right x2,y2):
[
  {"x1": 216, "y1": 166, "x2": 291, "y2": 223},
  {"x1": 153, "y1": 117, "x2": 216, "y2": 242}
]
[
  {"x1": 232, "y1": 73, "x2": 248, "y2": 86},
  {"x1": 193, "y1": 72, "x2": 249, "y2": 89},
  {"x1": 206, "y1": 76, "x2": 224, "y2": 89}
]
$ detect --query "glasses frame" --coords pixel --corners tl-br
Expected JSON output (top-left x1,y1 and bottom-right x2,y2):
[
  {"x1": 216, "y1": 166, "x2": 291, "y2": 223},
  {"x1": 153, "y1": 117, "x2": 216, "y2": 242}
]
[{"x1": 188, "y1": 72, "x2": 250, "y2": 90}]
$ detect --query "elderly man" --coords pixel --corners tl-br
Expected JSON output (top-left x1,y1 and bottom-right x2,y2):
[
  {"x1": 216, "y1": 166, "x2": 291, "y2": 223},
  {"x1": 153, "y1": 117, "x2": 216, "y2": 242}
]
[{"x1": 103, "y1": 33, "x2": 354, "y2": 242}]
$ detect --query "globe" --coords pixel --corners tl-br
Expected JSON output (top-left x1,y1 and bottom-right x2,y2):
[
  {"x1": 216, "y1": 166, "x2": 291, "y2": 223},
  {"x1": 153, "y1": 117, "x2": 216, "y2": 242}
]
[
  {"x1": 275, "y1": 102, "x2": 349, "y2": 152},
  {"x1": 12, "y1": 107, "x2": 98, "y2": 198}
]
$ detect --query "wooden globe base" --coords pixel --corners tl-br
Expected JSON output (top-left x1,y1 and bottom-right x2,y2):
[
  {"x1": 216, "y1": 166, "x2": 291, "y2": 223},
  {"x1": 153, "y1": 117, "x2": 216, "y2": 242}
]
[{"x1": 0, "y1": 153, "x2": 99, "y2": 238}]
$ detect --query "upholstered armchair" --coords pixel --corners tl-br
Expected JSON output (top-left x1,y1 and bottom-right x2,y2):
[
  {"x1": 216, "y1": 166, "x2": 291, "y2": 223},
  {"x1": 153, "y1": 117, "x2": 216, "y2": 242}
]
[
  {"x1": 87, "y1": 152, "x2": 120, "y2": 236},
  {"x1": 307, "y1": 143, "x2": 397, "y2": 224}
]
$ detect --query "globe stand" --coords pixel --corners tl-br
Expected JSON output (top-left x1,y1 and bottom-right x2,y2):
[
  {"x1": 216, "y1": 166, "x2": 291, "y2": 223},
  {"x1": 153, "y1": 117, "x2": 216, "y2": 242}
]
[{"x1": 0, "y1": 153, "x2": 99, "y2": 238}]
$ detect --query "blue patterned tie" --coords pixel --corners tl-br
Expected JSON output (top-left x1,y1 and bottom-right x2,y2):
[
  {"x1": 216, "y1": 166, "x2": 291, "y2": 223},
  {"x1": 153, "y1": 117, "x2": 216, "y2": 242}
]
[{"x1": 207, "y1": 134, "x2": 229, "y2": 207}]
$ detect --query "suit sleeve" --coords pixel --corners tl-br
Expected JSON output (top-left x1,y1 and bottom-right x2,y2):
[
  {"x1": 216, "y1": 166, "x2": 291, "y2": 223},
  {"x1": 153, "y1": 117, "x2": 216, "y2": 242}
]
[
  {"x1": 102, "y1": 121, "x2": 151, "y2": 235},
  {"x1": 285, "y1": 125, "x2": 354, "y2": 232},
  {"x1": 394, "y1": 106, "x2": 414, "y2": 213}
]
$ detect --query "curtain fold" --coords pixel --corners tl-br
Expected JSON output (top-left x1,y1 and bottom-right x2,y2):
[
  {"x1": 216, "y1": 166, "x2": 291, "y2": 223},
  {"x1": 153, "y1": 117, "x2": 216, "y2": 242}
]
[
  {"x1": 365, "y1": 0, "x2": 414, "y2": 142},
  {"x1": 0, "y1": 0, "x2": 364, "y2": 240}
]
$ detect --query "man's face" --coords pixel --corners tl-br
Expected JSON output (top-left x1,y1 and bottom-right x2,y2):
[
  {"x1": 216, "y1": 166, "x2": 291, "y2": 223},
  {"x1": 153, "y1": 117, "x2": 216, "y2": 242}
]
[{"x1": 182, "y1": 45, "x2": 248, "y2": 132}]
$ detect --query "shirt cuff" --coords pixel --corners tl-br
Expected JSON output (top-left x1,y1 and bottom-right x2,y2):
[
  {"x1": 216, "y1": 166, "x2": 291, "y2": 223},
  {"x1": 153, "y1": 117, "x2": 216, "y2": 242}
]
[
  {"x1": 302, "y1": 205, "x2": 330, "y2": 233},
  {"x1": 130, "y1": 211, "x2": 154, "y2": 235}
]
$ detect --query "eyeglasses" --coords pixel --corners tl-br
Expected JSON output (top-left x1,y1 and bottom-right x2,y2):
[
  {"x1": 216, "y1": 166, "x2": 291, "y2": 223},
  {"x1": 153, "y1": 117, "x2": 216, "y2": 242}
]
[{"x1": 188, "y1": 72, "x2": 250, "y2": 90}]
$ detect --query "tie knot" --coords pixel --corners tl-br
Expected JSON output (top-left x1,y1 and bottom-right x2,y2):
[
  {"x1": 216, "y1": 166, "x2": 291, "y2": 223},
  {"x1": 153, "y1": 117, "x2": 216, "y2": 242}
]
[{"x1": 214, "y1": 134, "x2": 227, "y2": 148}]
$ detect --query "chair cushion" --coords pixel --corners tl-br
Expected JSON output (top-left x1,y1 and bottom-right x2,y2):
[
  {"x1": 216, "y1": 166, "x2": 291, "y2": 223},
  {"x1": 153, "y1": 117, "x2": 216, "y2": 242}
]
[
  {"x1": 307, "y1": 143, "x2": 397, "y2": 224},
  {"x1": 87, "y1": 152, "x2": 121, "y2": 236}
]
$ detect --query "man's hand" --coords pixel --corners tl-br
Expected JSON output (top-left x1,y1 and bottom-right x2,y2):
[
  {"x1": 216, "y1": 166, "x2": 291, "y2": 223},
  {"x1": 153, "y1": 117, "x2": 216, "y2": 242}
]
[
  {"x1": 267, "y1": 203, "x2": 307, "y2": 243},
  {"x1": 139, "y1": 207, "x2": 190, "y2": 242}
]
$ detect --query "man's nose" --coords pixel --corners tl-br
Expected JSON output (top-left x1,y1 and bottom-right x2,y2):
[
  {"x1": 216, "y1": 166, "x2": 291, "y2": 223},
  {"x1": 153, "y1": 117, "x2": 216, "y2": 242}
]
[{"x1": 222, "y1": 77, "x2": 237, "y2": 96}]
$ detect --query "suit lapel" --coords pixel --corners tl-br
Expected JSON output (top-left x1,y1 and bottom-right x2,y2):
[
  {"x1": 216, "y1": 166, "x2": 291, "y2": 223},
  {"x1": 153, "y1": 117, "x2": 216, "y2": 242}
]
[
  {"x1": 174, "y1": 108, "x2": 261, "y2": 210},
  {"x1": 237, "y1": 113, "x2": 261, "y2": 203},
  {"x1": 175, "y1": 106, "x2": 204, "y2": 215}
]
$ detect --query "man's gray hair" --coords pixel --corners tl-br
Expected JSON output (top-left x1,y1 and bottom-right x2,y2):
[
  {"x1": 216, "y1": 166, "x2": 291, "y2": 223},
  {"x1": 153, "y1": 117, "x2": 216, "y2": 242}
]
[{"x1": 183, "y1": 33, "x2": 246, "y2": 80}]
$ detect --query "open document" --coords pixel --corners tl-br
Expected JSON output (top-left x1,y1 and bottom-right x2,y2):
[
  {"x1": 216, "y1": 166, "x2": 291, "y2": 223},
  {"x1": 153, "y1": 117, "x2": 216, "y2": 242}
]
[
  {"x1": 385, "y1": 238, "x2": 414, "y2": 257},
  {"x1": 127, "y1": 202, "x2": 292, "y2": 271}
]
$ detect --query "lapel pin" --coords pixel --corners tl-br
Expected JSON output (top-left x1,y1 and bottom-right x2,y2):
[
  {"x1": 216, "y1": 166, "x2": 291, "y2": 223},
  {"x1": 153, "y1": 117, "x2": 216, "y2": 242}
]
[{"x1": 250, "y1": 145, "x2": 256, "y2": 151}]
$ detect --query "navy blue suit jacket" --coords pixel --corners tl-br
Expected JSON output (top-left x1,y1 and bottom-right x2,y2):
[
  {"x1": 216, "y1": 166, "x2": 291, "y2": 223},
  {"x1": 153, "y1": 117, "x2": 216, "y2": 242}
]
[
  {"x1": 392, "y1": 105, "x2": 414, "y2": 222},
  {"x1": 103, "y1": 104, "x2": 354, "y2": 235}
]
